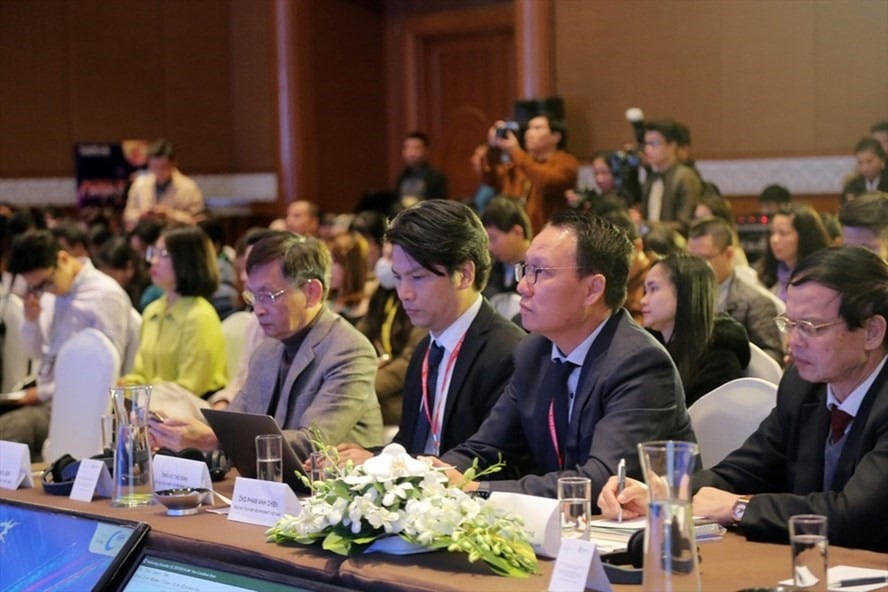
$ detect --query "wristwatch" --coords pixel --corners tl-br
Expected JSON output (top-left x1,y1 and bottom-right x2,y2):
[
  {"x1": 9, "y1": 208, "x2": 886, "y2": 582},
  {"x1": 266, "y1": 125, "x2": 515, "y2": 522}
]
[{"x1": 731, "y1": 495, "x2": 752, "y2": 524}]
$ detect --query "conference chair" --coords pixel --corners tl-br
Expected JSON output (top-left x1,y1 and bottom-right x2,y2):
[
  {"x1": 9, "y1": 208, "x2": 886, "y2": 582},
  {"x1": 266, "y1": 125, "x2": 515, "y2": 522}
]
[
  {"x1": 1, "y1": 293, "x2": 32, "y2": 393},
  {"x1": 221, "y1": 310, "x2": 252, "y2": 381},
  {"x1": 742, "y1": 342, "x2": 783, "y2": 385},
  {"x1": 121, "y1": 307, "x2": 142, "y2": 375},
  {"x1": 44, "y1": 328, "x2": 120, "y2": 462},
  {"x1": 688, "y1": 377, "x2": 778, "y2": 469}
]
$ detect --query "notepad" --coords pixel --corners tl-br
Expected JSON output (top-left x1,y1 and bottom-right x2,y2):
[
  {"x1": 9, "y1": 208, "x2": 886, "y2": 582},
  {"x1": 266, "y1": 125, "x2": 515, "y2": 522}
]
[{"x1": 587, "y1": 516, "x2": 726, "y2": 552}]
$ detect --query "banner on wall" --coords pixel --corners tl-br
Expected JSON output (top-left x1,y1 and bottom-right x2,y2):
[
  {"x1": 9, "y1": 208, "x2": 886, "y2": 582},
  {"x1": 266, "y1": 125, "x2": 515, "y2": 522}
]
[{"x1": 74, "y1": 140, "x2": 149, "y2": 209}]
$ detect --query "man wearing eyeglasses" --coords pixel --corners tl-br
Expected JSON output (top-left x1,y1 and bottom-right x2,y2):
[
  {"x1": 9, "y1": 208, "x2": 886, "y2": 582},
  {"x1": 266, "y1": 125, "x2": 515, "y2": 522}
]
[
  {"x1": 599, "y1": 247, "x2": 888, "y2": 552},
  {"x1": 1, "y1": 230, "x2": 132, "y2": 459},
  {"x1": 640, "y1": 118, "x2": 702, "y2": 229},
  {"x1": 149, "y1": 232, "x2": 383, "y2": 460},
  {"x1": 439, "y1": 210, "x2": 693, "y2": 499}
]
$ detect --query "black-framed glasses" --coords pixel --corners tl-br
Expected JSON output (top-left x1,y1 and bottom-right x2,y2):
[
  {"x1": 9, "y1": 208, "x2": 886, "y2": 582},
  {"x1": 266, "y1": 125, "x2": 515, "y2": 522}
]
[
  {"x1": 774, "y1": 315, "x2": 843, "y2": 339},
  {"x1": 27, "y1": 268, "x2": 56, "y2": 295},
  {"x1": 514, "y1": 262, "x2": 582, "y2": 285},
  {"x1": 145, "y1": 246, "x2": 170, "y2": 262},
  {"x1": 242, "y1": 287, "x2": 289, "y2": 307}
]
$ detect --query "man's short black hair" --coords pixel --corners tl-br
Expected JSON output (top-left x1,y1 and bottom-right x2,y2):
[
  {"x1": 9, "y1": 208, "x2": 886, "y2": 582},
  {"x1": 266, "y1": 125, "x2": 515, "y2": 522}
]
[
  {"x1": 644, "y1": 118, "x2": 681, "y2": 144},
  {"x1": 530, "y1": 113, "x2": 567, "y2": 150},
  {"x1": 759, "y1": 184, "x2": 792, "y2": 205},
  {"x1": 404, "y1": 131, "x2": 429, "y2": 146},
  {"x1": 51, "y1": 221, "x2": 88, "y2": 253},
  {"x1": 480, "y1": 196, "x2": 532, "y2": 240},
  {"x1": 548, "y1": 209, "x2": 633, "y2": 310},
  {"x1": 8, "y1": 230, "x2": 59, "y2": 274},
  {"x1": 791, "y1": 246, "x2": 888, "y2": 345},
  {"x1": 148, "y1": 138, "x2": 176, "y2": 160},
  {"x1": 854, "y1": 137, "x2": 887, "y2": 161},
  {"x1": 839, "y1": 192, "x2": 888, "y2": 238},
  {"x1": 689, "y1": 217, "x2": 734, "y2": 252},
  {"x1": 246, "y1": 231, "x2": 331, "y2": 299},
  {"x1": 870, "y1": 120, "x2": 888, "y2": 135},
  {"x1": 386, "y1": 200, "x2": 491, "y2": 292}
]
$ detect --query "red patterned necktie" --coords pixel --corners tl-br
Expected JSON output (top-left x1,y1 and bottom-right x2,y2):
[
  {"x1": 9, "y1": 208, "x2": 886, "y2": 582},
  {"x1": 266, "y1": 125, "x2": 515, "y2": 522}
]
[{"x1": 829, "y1": 405, "x2": 854, "y2": 444}]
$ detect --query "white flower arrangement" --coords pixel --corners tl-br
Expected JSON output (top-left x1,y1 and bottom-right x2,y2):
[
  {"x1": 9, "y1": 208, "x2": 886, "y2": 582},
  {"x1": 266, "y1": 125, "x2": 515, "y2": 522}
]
[{"x1": 266, "y1": 443, "x2": 538, "y2": 577}]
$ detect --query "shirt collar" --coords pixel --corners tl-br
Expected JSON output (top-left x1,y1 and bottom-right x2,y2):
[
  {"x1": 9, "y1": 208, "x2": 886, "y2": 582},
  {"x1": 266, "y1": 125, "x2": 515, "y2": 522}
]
[
  {"x1": 550, "y1": 315, "x2": 608, "y2": 366},
  {"x1": 826, "y1": 353, "x2": 888, "y2": 417},
  {"x1": 431, "y1": 293, "x2": 482, "y2": 351}
]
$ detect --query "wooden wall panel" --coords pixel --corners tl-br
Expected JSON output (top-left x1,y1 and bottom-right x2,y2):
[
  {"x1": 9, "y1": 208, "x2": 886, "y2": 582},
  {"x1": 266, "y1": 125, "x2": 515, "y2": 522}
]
[{"x1": 555, "y1": 0, "x2": 888, "y2": 160}]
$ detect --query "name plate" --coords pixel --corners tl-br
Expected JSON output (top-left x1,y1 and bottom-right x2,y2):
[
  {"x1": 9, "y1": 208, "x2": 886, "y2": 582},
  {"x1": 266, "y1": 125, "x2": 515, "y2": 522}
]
[
  {"x1": 152, "y1": 454, "x2": 214, "y2": 494},
  {"x1": 70, "y1": 458, "x2": 113, "y2": 501},
  {"x1": 488, "y1": 491, "x2": 560, "y2": 558},
  {"x1": 549, "y1": 538, "x2": 612, "y2": 592},
  {"x1": 0, "y1": 440, "x2": 33, "y2": 490},
  {"x1": 228, "y1": 477, "x2": 301, "y2": 527}
]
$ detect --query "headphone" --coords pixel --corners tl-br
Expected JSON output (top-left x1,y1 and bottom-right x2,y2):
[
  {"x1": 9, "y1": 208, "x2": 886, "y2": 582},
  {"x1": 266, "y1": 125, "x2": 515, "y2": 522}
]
[
  {"x1": 601, "y1": 528, "x2": 645, "y2": 585},
  {"x1": 42, "y1": 450, "x2": 114, "y2": 496},
  {"x1": 154, "y1": 447, "x2": 230, "y2": 482}
]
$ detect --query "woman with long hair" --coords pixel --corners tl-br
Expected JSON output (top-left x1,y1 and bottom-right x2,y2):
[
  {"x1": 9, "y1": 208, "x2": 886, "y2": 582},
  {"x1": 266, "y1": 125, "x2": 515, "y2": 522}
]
[
  {"x1": 758, "y1": 203, "x2": 829, "y2": 302},
  {"x1": 123, "y1": 226, "x2": 227, "y2": 399},
  {"x1": 642, "y1": 252, "x2": 750, "y2": 405}
]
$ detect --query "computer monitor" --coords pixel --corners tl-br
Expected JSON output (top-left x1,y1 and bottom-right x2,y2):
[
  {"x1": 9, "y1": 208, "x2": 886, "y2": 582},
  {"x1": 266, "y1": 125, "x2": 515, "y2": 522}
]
[
  {"x1": 115, "y1": 549, "x2": 356, "y2": 592},
  {"x1": 0, "y1": 499, "x2": 149, "y2": 592}
]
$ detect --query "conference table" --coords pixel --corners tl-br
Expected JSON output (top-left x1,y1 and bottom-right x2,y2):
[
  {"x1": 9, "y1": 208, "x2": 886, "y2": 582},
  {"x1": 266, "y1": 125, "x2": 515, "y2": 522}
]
[{"x1": 3, "y1": 473, "x2": 886, "y2": 592}]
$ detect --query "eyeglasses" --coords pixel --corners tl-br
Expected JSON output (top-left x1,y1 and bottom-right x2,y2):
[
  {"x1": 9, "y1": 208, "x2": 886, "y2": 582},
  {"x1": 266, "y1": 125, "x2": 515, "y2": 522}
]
[
  {"x1": 242, "y1": 287, "x2": 289, "y2": 307},
  {"x1": 774, "y1": 315, "x2": 843, "y2": 338},
  {"x1": 514, "y1": 262, "x2": 582, "y2": 285},
  {"x1": 145, "y1": 246, "x2": 170, "y2": 262},
  {"x1": 27, "y1": 268, "x2": 56, "y2": 295}
]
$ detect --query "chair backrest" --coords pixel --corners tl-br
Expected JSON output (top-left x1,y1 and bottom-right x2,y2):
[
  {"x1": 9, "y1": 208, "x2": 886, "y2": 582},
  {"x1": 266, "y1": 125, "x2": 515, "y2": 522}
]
[
  {"x1": 122, "y1": 307, "x2": 142, "y2": 375},
  {"x1": 44, "y1": 328, "x2": 120, "y2": 461},
  {"x1": 688, "y1": 377, "x2": 778, "y2": 469},
  {"x1": 221, "y1": 310, "x2": 252, "y2": 381},
  {"x1": 743, "y1": 342, "x2": 783, "y2": 384},
  {"x1": 2, "y1": 293, "x2": 32, "y2": 392}
]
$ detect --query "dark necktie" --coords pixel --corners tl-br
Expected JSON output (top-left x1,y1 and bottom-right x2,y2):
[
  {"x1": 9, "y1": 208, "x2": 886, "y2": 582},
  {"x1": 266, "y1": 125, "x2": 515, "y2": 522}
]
[
  {"x1": 545, "y1": 358, "x2": 578, "y2": 469},
  {"x1": 829, "y1": 405, "x2": 854, "y2": 444},
  {"x1": 412, "y1": 341, "x2": 446, "y2": 453}
]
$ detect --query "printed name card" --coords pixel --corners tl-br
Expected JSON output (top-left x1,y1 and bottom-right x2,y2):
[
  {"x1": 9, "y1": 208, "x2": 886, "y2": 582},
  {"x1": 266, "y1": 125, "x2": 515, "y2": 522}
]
[
  {"x1": 152, "y1": 454, "x2": 215, "y2": 495},
  {"x1": 228, "y1": 477, "x2": 301, "y2": 527},
  {"x1": 549, "y1": 538, "x2": 612, "y2": 592},
  {"x1": 70, "y1": 458, "x2": 113, "y2": 501},
  {"x1": 488, "y1": 491, "x2": 561, "y2": 558},
  {"x1": 0, "y1": 440, "x2": 33, "y2": 490}
]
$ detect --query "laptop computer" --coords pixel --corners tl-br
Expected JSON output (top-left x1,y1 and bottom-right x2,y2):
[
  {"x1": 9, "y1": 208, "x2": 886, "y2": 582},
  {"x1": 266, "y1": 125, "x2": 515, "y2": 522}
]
[
  {"x1": 0, "y1": 498, "x2": 149, "y2": 592},
  {"x1": 201, "y1": 409, "x2": 307, "y2": 492}
]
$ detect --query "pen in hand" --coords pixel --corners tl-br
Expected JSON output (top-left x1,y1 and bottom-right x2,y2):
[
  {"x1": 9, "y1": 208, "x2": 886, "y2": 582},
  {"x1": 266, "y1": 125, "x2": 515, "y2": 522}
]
[{"x1": 616, "y1": 458, "x2": 626, "y2": 523}]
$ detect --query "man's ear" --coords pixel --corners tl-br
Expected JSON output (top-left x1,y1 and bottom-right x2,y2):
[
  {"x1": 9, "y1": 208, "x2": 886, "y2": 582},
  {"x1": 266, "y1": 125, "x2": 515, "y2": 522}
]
[
  {"x1": 457, "y1": 261, "x2": 476, "y2": 290},
  {"x1": 583, "y1": 273, "x2": 606, "y2": 306},
  {"x1": 303, "y1": 278, "x2": 325, "y2": 308},
  {"x1": 864, "y1": 314, "x2": 887, "y2": 351}
]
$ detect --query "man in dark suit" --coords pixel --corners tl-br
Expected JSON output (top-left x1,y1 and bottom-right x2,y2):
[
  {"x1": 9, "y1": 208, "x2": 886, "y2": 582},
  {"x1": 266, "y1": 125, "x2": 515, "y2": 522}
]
[
  {"x1": 640, "y1": 118, "x2": 702, "y2": 230},
  {"x1": 841, "y1": 138, "x2": 888, "y2": 204},
  {"x1": 599, "y1": 247, "x2": 888, "y2": 552},
  {"x1": 337, "y1": 200, "x2": 524, "y2": 463},
  {"x1": 394, "y1": 131, "x2": 449, "y2": 202},
  {"x1": 149, "y1": 232, "x2": 383, "y2": 458},
  {"x1": 440, "y1": 210, "x2": 694, "y2": 499},
  {"x1": 689, "y1": 217, "x2": 785, "y2": 363}
]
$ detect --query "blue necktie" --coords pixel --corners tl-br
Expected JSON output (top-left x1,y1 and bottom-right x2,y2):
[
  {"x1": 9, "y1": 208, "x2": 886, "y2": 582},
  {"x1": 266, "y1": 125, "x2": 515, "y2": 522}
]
[
  {"x1": 545, "y1": 358, "x2": 578, "y2": 469},
  {"x1": 412, "y1": 341, "x2": 446, "y2": 453}
]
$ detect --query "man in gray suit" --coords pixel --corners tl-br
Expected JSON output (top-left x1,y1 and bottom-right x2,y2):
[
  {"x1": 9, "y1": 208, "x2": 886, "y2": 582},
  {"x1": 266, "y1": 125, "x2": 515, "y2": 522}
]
[
  {"x1": 688, "y1": 217, "x2": 785, "y2": 364},
  {"x1": 149, "y1": 232, "x2": 383, "y2": 458},
  {"x1": 440, "y1": 211, "x2": 694, "y2": 499}
]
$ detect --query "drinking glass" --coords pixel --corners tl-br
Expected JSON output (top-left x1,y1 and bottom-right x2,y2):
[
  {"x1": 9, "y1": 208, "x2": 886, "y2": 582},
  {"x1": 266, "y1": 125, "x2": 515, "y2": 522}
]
[
  {"x1": 557, "y1": 476, "x2": 591, "y2": 540},
  {"x1": 789, "y1": 514, "x2": 828, "y2": 591},
  {"x1": 255, "y1": 434, "x2": 283, "y2": 483}
]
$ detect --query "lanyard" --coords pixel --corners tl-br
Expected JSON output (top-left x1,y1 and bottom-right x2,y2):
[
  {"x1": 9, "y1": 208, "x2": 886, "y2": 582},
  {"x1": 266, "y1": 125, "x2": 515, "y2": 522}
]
[
  {"x1": 420, "y1": 334, "x2": 466, "y2": 454},
  {"x1": 547, "y1": 399, "x2": 563, "y2": 469}
]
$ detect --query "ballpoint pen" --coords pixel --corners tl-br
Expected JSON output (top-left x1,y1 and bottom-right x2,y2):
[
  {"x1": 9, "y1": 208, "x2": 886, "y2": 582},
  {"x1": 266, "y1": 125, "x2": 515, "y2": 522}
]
[
  {"x1": 616, "y1": 457, "x2": 626, "y2": 523},
  {"x1": 829, "y1": 575, "x2": 888, "y2": 588}
]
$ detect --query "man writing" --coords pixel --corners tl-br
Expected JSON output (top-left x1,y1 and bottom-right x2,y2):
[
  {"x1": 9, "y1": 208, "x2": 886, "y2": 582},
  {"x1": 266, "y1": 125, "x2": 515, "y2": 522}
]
[
  {"x1": 337, "y1": 200, "x2": 524, "y2": 462},
  {"x1": 150, "y1": 232, "x2": 383, "y2": 459},
  {"x1": 439, "y1": 210, "x2": 694, "y2": 498},
  {"x1": 599, "y1": 247, "x2": 888, "y2": 552}
]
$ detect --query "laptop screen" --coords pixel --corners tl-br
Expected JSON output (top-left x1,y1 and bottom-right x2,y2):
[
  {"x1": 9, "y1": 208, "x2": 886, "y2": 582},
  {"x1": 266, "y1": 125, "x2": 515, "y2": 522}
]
[
  {"x1": 118, "y1": 551, "x2": 354, "y2": 592},
  {"x1": 0, "y1": 499, "x2": 149, "y2": 592}
]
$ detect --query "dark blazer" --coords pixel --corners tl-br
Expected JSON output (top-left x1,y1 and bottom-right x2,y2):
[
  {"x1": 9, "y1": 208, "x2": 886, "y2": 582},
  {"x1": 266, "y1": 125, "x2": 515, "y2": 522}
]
[
  {"x1": 694, "y1": 359, "x2": 888, "y2": 552},
  {"x1": 393, "y1": 299, "x2": 525, "y2": 456},
  {"x1": 395, "y1": 164, "x2": 449, "y2": 200},
  {"x1": 722, "y1": 272, "x2": 784, "y2": 364},
  {"x1": 842, "y1": 172, "x2": 888, "y2": 203},
  {"x1": 641, "y1": 162, "x2": 702, "y2": 225},
  {"x1": 442, "y1": 309, "x2": 695, "y2": 499}
]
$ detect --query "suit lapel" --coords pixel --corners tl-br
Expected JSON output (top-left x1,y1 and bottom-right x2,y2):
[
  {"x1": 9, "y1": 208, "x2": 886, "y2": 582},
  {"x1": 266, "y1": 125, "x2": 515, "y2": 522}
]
[
  {"x1": 439, "y1": 303, "x2": 491, "y2": 438},
  {"x1": 795, "y1": 387, "x2": 829, "y2": 493},
  {"x1": 833, "y1": 361, "x2": 888, "y2": 489},
  {"x1": 274, "y1": 310, "x2": 327, "y2": 425}
]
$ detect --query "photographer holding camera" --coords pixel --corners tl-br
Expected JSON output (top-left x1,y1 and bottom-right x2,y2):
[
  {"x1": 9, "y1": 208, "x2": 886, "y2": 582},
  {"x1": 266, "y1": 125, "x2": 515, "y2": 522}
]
[{"x1": 477, "y1": 114, "x2": 578, "y2": 235}]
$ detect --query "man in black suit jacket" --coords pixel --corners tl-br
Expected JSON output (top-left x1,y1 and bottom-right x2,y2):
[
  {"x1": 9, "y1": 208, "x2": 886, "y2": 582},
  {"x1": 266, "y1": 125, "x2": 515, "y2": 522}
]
[
  {"x1": 337, "y1": 200, "x2": 524, "y2": 463},
  {"x1": 842, "y1": 137, "x2": 888, "y2": 204},
  {"x1": 599, "y1": 247, "x2": 888, "y2": 552},
  {"x1": 440, "y1": 211, "x2": 694, "y2": 499},
  {"x1": 640, "y1": 118, "x2": 702, "y2": 230},
  {"x1": 394, "y1": 131, "x2": 449, "y2": 202}
]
